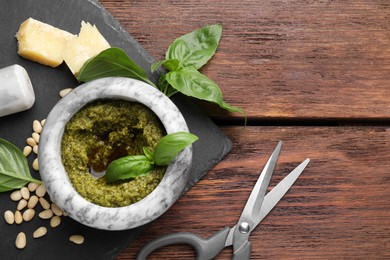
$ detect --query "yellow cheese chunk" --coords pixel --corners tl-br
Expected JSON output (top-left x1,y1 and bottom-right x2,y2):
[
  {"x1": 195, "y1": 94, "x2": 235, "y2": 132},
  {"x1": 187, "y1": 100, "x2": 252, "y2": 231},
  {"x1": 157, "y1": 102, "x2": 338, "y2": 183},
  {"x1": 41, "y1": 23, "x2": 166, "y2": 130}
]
[
  {"x1": 16, "y1": 18, "x2": 76, "y2": 68},
  {"x1": 63, "y1": 21, "x2": 111, "y2": 76}
]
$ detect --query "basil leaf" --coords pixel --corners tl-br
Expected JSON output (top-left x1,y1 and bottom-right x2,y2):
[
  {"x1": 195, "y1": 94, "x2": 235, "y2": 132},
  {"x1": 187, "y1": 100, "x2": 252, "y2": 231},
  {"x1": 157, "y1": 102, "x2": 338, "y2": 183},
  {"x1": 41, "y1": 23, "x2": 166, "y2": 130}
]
[
  {"x1": 105, "y1": 155, "x2": 154, "y2": 183},
  {"x1": 151, "y1": 59, "x2": 179, "y2": 72},
  {"x1": 154, "y1": 132, "x2": 198, "y2": 166},
  {"x1": 77, "y1": 47, "x2": 155, "y2": 87},
  {"x1": 0, "y1": 138, "x2": 41, "y2": 192},
  {"x1": 166, "y1": 24, "x2": 222, "y2": 70},
  {"x1": 166, "y1": 68, "x2": 246, "y2": 119},
  {"x1": 166, "y1": 68, "x2": 222, "y2": 102}
]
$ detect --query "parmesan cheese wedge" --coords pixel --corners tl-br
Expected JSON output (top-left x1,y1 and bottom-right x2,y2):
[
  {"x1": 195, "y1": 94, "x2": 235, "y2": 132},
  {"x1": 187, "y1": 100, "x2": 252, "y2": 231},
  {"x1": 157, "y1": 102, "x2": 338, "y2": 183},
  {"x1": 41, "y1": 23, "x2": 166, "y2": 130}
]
[
  {"x1": 16, "y1": 18, "x2": 76, "y2": 67},
  {"x1": 63, "y1": 21, "x2": 111, "y2": 76}
]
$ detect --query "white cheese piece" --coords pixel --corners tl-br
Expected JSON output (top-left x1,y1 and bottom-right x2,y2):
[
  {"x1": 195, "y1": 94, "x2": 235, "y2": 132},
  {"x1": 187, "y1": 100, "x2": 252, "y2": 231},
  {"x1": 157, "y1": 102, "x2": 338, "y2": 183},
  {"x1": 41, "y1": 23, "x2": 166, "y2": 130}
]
[
  {"x1": 16, "y1": 18, "x2": 76, "y2": 68},
  {"x1": 0, "y1": 64, "x2": 35, "y2": 117},
  {"x1": 63, "y1": 21, "x2": 110, "y2": 75}
]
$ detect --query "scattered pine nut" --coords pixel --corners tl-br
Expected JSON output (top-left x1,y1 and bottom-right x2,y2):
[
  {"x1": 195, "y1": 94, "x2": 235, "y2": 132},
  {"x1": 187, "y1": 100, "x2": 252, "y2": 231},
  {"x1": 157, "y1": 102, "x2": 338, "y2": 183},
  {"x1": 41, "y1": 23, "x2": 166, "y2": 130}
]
[
  {"x1": 22, "y1": 208, "x2": 35, "y2": 222},
  {"x1": 17, "y1": 199, "x2": 28, "y2": 211},
  {"x1": 33, "y1": 227, "x2": 47, "y2": 238},
  {"x1": 33, "y1": 120, "x2": 43, "y2": 134},
  {"x1": 39, "y1": 209, "x2": 53, "y2": 219},
  {"x1": 50, "y1": 215, "x2": 61, "y2": 228},
  {"x1": 39, "y1": 197, "x2": 50, "y2": 210},
  {"x1": 51, "y1": 203, "x2": 63, "y2": 216},
  {"x1": 32, "y1": 158, "x2": 39, "y2": 171},
  {"x1": 5, "y1": 121, "x2": 86, "y2": 251},
  {"x1": 4, "y1": 210, "x2": 15, "y2": 224},
  {"x1": 28, "y1": 182, "x2": 39, "y2": 192},
  {"x1": 26, "y1": 137, "x2": 37, "y2": 147},
  {"x1": 15, "y1": 232, "x2": 27, "y2": 249},
  {"x1": 10, "y1": 190, "x2": 22, "y2": 201},
  {"x1": 14, "y1": 210, "x2": 23, "y2": 224},
  {"x1": 23, "y1": 146, "x2": 32, "y2": 157},
  {"x1": 20, "y1": 187, "x2": 30, "y2": 200},
  {"x1": 35, "y1": 184, "x2": 46, "y2": 197},
  {"x1": 28, "y1": 195, "x2": 39, "y2": 209},
  {"x1": 33, "y1": 145, "x2": 39, "y2": 155},
  {"x1": 59, "y1": 88, "x2": 73, "y2": 98},
  {"x1": 69, "y1": 235, "x2": 84, "y2": 245},
  {"x1": 32, "y1": 132, "x2": 40, "y2": 144}
]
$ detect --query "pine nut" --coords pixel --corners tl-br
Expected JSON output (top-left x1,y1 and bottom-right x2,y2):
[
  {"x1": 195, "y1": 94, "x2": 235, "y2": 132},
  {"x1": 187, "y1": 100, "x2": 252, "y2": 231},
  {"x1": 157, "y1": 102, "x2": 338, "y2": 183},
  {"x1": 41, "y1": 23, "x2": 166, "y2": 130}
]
[
  {"x1": 39, "y1": 209, "x2": 53, "y2": 219},
  {"x1": 35, "y1": 184, "x2": 46, "y2": 197},
  {"x1": 32, "y1": 158, "x2": 39, "y2": 171},
  {"x1": 39, "y1": 197, "x2": 50, "y2": 209},
  {"x1": 15, "y1": 232, "x2": 26, "y2": 249},
  {"x1": 14, "y1": 210, "x2": 23, "y2": 224},
  {"x1": 69, "y1": 235, "x2": 84, "y2": 245},
  {"x1": 50, "y1": 215, "x2": 61, "y2": 228},
  {"x1": 23, "y1": 208, "x2": 35, "y2": 222},
  {"x1": 41, "y1": 119, "x2": 46, "y2": 126},
  {"x1": 59, "y1": 88, "x2": 73, "y2": 98},
  {"x1": 33, "y1": 145, "x2": 39, "y2": 155},
  {"x1": 10, "y1": 190, "x2": 22, "y2": 201},
  {"x1": 17, "y1": 199, "x2": 28, "y2": 211},
  {"x1": 4, "y1": 210, "x2": 15, "y2": 224},
  {"x1": 23, "y1": 146, "x2": 32, "y2": 157},
  {"x1": 33, "y1": 227, "x2": 47, "y2": 238},
  {"x1": 20, "y1": 187, "x2": 30, "y2": 200},
  {"x1": 32, "y1": 132, "x2": 40, "y2": 144},
  {"x1": 51, "y1": 203, "x2": 63, "y2": 216},
  {"x1": 26, "y1": 137, "x2": 37, "y2": 147},
  {"x1": 28, "y1": 182, "x2": 39, "y2": 192},
  {"x1": 28, "y1": 195, "x2": 39, "y2": 209},
  {"x1": 33, "y1": 120, "x2": 43, "y2": 134}
]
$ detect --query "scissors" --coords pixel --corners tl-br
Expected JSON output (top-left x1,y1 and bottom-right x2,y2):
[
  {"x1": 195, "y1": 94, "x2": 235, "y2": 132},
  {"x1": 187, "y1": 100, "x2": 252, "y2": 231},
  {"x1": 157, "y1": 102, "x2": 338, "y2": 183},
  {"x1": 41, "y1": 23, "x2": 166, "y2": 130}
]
[{"x1": 137, "y1": 141, "x2": 310, "y2": 260}]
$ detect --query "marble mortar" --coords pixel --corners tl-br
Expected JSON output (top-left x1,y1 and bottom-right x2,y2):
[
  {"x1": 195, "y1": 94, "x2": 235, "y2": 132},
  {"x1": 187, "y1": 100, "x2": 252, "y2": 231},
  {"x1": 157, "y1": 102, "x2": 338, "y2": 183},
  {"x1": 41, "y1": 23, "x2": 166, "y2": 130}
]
[{"x1": 38, "y1": 77, "x2": 192, "y2": 230}]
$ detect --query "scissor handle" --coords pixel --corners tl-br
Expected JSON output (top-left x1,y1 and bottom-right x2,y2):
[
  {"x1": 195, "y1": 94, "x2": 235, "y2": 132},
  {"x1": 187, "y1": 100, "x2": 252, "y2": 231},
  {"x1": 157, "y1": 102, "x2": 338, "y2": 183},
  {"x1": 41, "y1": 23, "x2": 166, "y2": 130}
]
[
  {"x1": 233, "y1": 241, "x2": 252, "y2": 260},
  {"x1": 136, "y1": 227, "x2": 231, "y2": 260}
]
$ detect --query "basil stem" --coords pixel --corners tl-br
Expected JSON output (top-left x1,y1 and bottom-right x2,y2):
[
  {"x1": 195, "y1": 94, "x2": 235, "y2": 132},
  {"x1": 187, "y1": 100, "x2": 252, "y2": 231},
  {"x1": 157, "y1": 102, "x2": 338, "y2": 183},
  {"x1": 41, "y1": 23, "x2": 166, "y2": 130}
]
[
  {"x1": 0, "y1": 138, "x2": 42, "y2": 192},
  {"x1": 142, "y1": 147, "x2": 154, "y2": 162}
]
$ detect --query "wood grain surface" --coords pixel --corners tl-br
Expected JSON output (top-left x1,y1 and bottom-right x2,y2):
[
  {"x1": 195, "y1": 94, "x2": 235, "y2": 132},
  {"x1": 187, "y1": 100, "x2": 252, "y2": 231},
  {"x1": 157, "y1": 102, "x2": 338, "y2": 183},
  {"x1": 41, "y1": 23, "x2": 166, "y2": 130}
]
[
  {"x1": 97, "y1": 0, "x2": 390, "y2": 259},
  {"x1": 101, "y1": 0, "x2": 390, "y2": 121},
  {"x1": 117, "y1": 126, "x2": 390, "y2": 259}
]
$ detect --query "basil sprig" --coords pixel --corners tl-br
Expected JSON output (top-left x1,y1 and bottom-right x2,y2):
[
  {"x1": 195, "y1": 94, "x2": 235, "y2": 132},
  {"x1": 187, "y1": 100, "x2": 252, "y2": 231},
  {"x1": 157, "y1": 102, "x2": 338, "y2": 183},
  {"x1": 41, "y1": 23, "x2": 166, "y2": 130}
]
[
  {"x1": 77, "y1": 24, "x2": 245, "y2": 121},
  {"x1": 152, "y1": 25, "x2": 246, "y2": 120},
  {"x1": 105, "y1": 132, "x2": 198, "y2": 183},
  {"x1": 0, "y1": 138, "x2": 42, "y2": 192}
]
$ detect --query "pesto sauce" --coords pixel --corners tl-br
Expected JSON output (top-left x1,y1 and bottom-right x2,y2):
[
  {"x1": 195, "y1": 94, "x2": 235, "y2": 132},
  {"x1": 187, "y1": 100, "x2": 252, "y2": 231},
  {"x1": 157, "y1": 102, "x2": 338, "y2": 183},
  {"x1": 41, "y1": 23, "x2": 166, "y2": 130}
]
[{"x1": 61, "y1": 100, "x2": 166, "y2": 207}]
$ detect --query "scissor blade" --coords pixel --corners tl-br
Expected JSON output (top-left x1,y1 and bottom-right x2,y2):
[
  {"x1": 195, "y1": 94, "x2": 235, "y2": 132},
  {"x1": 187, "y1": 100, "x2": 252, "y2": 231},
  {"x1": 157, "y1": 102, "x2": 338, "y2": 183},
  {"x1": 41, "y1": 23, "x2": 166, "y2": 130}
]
[
  {"x1": 240, "y1": 141, "x2": 282, "y2": 223},
  {"x1": 232, "y1": 141, "x2": 282, "y2": 253},
  {"x1": 253, "y1": 158, "x2": 310, "y2": 227}
]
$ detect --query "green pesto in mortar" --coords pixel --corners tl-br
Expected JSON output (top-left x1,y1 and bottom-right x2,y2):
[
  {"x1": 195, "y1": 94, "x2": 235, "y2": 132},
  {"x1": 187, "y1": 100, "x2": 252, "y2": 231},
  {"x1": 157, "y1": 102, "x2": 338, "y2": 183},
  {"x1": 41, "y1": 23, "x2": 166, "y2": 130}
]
[{"x1": 61, "y1": 100, "x2": 166, "y2": 207}]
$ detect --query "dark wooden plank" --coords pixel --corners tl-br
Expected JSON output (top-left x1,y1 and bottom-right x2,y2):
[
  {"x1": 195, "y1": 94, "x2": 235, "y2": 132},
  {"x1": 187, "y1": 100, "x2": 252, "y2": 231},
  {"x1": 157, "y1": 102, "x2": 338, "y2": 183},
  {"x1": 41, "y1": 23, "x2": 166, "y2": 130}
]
[
  {"x1": 116, "y1": 126, "x2": 390, "y2": 259},
  {"x1": 100, "y1": 0, "x2": 390, "y2": 121}
]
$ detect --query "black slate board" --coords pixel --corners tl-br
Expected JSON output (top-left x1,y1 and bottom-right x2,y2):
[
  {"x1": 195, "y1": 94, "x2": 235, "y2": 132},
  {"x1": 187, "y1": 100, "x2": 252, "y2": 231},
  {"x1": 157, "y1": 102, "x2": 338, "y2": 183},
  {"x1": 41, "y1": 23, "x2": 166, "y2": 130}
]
[{"x1": 0, "y1": 0, "x2": 232, "y2": 259}]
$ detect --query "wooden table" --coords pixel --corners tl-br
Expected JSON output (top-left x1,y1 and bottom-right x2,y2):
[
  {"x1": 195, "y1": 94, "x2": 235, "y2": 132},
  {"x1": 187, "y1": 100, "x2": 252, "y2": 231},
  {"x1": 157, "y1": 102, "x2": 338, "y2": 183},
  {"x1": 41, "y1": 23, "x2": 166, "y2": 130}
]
[{"x1": 99, "y1": 1, "x2": 390, "y2": 259}]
